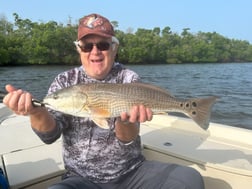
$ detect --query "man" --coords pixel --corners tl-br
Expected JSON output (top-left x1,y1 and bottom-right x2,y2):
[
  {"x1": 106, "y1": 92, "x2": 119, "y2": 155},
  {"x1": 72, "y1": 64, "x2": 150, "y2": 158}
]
[{"x1": 3, "y1": 13, "x2": 204, "y2": 189}]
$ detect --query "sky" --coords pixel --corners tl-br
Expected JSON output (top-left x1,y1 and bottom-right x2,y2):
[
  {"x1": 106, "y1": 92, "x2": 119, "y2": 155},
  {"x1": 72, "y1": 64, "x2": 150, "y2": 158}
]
[{"x1": 1, "y1": 0, "x2": 252, "y2": 43}]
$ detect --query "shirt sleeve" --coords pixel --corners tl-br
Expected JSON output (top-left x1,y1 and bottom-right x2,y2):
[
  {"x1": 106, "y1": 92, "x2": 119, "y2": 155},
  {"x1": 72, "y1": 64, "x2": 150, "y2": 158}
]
[
  {"x1": 32, "y1": 72, "x2": 70, "y2": 144},
  {"x1": 32, "y1": 121, "x2": 62, "y2": 144}
]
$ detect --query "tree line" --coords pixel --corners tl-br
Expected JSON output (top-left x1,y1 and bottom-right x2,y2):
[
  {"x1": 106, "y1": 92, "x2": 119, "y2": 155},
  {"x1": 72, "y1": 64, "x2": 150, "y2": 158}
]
[{"x1": 1, "y1": 13, "x2": 252, "y2": 66}]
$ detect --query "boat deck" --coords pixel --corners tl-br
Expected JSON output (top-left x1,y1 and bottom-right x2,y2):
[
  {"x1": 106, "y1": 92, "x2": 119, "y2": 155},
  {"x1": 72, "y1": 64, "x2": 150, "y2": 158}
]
[
  {"x1": 140, "y1": 115, "x2": 252, "y2": 189},
  {"x1": 1, "y1": 104, "x2": 252, "y2": 189}
]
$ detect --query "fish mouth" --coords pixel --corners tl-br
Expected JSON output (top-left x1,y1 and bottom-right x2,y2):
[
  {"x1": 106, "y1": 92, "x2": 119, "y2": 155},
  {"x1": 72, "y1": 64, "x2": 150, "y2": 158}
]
[{"x1": 31, "y1": 99, "x2": 51, "y2": 108}]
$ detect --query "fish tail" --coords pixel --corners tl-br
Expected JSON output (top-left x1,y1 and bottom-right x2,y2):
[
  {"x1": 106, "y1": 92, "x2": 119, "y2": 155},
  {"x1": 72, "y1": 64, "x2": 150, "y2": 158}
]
[{"x1": 186, "y1": 96, "x2": 218, "y2": 130}]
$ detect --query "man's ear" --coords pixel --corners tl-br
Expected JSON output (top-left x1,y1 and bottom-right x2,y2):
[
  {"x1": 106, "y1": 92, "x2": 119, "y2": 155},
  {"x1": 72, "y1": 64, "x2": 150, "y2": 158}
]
[
  {"x1": 111, "y1": 36, "x2": 119, "y2": 52},
  {"x1": 112, "y1": 43, "x2": 119, "y2": 58},
  {"x1": 112, "y1": 42, "x2": 119, "y2": 51},
  {"x1": 74, "y1": 41, "x2": 82, "y2": 54}
]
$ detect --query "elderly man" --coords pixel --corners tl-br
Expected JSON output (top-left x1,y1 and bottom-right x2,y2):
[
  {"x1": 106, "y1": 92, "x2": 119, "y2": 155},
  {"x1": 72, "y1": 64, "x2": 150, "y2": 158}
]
[{"x1": 3, "y1": 13, "x2": 204, "y2": 189}]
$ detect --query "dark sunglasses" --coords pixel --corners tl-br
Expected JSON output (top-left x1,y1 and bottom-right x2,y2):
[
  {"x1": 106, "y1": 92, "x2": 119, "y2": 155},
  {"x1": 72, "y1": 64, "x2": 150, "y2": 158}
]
[{"x1": 78, "y1": 42, "x2": 111, "y2": 52}]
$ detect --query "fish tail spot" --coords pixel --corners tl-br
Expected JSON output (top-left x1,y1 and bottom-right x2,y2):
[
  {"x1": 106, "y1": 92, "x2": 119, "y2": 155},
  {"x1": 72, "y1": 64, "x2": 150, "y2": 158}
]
[
  {"x1": 192, "y1": 101, "x2": 197, "y2": 107},
  {"x1": 191, "y1": 111, "x2": 197, "y2": 116},
  {"x1": 187, "y1": 96, "x2": 218, "y2": 130}
]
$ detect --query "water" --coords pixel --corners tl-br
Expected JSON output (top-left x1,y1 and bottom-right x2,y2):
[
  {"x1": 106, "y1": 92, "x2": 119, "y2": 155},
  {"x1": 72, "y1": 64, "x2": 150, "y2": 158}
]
[{"x1": 0, "y1": 63, "x2": 251, "y2": 129}]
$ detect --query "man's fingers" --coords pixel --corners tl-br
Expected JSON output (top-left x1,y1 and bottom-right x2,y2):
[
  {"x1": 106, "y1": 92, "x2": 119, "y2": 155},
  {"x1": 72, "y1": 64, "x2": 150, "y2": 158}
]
[
  {"x1": 4, "y1": 90, "x2": 21, "y2": 110},
  {"x1": 119, "y1": 105, "x2": 153, "y2": 124},
  {"x1": 138, "y1": 105, "x2": 147, "y2": 123},
  {"x1": 128, "y1": 106, "x2": 139, "y2": 123},
  {"x1": 146, "y1": 107, "x2": 153, "y2": 121},
  {"x1": 5, "y1": 84, "x2": 17, "y2": 93},
  {"x1": 120, "y1": 112, "x2": 129, "y2": 122}
]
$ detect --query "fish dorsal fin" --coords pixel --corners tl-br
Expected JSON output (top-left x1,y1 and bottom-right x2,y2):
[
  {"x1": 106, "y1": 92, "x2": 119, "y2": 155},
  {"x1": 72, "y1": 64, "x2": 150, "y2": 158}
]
[{"x1": 131, "y1": 82, "x2": 174, "y2": 96}]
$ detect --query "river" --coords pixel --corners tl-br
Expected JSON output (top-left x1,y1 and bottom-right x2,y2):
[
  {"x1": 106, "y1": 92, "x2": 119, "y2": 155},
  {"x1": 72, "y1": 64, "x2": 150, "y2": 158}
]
[{"x1": 0, "y1": 63, "x2": 251, "y2": 130}]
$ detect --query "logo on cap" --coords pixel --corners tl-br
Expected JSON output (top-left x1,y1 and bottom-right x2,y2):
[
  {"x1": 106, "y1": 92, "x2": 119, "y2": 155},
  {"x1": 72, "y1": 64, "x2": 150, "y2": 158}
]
[{"x1": 86, "y1": 15, "x2": 100, "y2": 28}]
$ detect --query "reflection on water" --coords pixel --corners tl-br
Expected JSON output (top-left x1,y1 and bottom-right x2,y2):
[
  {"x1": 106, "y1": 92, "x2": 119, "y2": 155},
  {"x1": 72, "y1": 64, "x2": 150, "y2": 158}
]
[{"x1": 0, "y1": 63, "x2": 252, "y2": 129}]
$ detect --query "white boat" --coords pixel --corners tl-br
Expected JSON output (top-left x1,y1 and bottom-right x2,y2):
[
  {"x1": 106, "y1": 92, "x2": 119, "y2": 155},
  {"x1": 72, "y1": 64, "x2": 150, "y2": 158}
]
[{"x1": 0, "y1": 103, "x2": 252, "y2": 189}]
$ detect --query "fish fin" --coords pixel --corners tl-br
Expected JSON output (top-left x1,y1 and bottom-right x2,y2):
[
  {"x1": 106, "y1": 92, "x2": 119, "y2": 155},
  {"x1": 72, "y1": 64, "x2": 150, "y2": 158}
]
[
  {"x1": 89, "y1": 107, "x2": 111, "y2": 129},
  {"x1": 89, "y1": 107, "x2": 111, "y2": 117},
  {"x1": 155, "y1": 112, "x2": 167, "y2": 115},
  {"x1": 133, "y1": 82, "x2": 174, "y2": 96},
  {"x1": 187, "y1": 96, "x2": 218, "y2": 130},
  {"x1": 92, "y1": 118, "x2": 110, "y2": 129}
]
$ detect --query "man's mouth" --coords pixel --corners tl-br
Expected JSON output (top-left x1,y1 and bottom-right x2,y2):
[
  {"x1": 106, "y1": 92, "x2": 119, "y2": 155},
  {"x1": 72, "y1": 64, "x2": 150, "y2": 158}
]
[{"x1": 91, "y1": 58, "x2": 103, "y2": 63}]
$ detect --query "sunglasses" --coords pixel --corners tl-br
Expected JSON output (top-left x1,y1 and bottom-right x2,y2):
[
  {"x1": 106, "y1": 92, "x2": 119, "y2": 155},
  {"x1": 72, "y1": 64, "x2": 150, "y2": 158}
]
[{"x1": 78, "y1": 41, "x2": 112, "y2": 52}]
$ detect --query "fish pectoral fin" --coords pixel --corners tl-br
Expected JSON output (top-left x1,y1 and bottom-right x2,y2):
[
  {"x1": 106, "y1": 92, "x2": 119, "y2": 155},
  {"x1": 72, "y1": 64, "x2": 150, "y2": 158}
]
[
  {"x1": 89, "y1": 107, "x2": 111, "y2": 117},
  {"x1": 92, "y1": 118, "x2": 109, "y2": 129},
  {"x1": 89, "y1": 107, "x2": 111, "y2": 129}
]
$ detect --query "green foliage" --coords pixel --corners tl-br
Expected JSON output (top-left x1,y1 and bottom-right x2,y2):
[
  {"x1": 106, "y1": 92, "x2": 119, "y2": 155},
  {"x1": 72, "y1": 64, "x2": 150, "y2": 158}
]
[{"x1": 1, "y1": 13, "x2": 252, "y2": 65}]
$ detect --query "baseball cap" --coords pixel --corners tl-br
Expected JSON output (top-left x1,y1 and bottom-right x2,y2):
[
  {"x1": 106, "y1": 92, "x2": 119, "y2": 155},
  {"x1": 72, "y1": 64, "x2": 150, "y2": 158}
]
[{"x1": 78, "y1": 13, "x2": 115, "y2": 40}]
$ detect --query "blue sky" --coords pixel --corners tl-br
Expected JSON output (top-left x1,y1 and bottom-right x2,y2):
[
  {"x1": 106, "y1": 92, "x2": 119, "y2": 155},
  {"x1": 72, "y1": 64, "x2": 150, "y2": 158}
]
[{"x1": 1, "y1": 0, "x2": 252, "y2": 42}]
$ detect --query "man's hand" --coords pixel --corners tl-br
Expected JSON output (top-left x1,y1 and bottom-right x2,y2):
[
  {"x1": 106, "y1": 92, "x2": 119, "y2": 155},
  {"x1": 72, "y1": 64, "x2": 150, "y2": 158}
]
[
  {"x1": 3, "y1": 84, "x2": 37, "y2": 116},
  {"x1": 115, "y1": 105, "x2": 153, "y2": 144},
  {"x1": 3, "y1": 84, "x2": 56, "y2": 133},
  {"x1": 120, "y1": 105, "x2": 153, "y2": 123}
]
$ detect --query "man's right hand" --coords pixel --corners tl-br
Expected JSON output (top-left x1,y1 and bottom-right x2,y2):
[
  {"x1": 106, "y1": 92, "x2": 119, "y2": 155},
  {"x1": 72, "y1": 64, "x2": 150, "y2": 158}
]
[
  {"x1": 3, "y1": 84, "x2": 38, "y2": 116},
  {"x1": 3, "y1": 84, "x2": 57, "y2": 133}
]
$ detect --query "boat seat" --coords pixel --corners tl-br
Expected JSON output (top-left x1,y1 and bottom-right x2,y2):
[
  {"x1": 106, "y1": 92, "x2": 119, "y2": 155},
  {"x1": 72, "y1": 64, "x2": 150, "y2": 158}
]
[
  {"x1": 2, "y1": 141, "x2": 65, "y2": 189},
  {"x1": 0, "y1": 109, "x2": 65, "y2": 189}
]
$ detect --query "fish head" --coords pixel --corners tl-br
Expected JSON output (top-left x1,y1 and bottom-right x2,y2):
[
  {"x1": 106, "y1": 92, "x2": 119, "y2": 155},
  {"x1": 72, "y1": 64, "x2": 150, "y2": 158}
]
[{"x1": 43, "y1": 88, "x2": 90, "y2": 117}]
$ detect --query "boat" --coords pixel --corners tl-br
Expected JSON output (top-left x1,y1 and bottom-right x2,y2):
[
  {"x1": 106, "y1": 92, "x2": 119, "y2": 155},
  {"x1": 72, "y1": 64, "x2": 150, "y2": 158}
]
[{"x1": 0, "y1": 103, "x2": 252, "y2": 189}]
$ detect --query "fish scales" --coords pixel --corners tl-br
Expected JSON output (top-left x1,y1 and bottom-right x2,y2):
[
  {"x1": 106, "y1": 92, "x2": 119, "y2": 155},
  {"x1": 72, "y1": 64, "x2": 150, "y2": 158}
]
[
  {"x1": 82, "y1": 83, "x2": 181, "y2": 115},
  {"x1": 43, "y1": 82, "x2": 218, "y2": 130}
]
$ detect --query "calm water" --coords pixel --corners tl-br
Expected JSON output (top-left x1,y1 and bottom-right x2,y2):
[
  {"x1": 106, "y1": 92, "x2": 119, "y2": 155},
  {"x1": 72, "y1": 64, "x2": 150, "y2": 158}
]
[{"x1": 0, "y1": 63, "x2": 252, "y2": 129}]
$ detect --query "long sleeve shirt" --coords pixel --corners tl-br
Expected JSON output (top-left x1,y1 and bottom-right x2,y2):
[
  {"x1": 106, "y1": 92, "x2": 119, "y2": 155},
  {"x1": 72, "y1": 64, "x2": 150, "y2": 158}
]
[{"x1": 33, "y1": 63, "x2": 145, "y2": 183}]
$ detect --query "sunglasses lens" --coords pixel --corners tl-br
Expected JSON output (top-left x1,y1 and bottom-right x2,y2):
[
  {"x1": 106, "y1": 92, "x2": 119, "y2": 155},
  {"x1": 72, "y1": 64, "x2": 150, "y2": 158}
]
[
  {"x1": 82, "y1": 43, "x2": 93, "y2": 52},
  {"x1": 80, "y1": 42, "x2": 111, "y2": 52},
  {"x1": 97, "y1": 42, "x2": 110, "y2": 51}
]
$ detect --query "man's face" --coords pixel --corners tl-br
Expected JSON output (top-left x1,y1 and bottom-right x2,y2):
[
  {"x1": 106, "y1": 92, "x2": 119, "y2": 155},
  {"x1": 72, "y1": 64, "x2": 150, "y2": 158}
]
[{"x1": 78, "y1": 35, "x2": 117, "y2": 80}]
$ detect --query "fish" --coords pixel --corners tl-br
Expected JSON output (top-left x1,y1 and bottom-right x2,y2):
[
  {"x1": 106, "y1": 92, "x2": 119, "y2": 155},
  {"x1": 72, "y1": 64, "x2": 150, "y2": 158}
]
[{"x1": 43, "y1": 82, "x2": 218, "y2": 130}]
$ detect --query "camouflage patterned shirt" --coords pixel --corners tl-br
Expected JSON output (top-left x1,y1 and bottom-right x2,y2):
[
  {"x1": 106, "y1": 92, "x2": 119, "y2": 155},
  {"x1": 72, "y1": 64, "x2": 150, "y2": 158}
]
[{"x1": 33, "y1": 63, "x2": 145, "y2": 183}]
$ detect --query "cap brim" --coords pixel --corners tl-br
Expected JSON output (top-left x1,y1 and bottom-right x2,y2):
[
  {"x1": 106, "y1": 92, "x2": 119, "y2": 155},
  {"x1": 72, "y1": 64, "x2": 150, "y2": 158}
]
[{"x1": 78, "y1": 31, "x2": 113, "y2": 40}]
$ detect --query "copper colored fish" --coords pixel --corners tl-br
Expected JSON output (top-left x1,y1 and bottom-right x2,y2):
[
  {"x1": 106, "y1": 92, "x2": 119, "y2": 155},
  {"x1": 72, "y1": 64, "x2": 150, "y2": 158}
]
[{"x1": 43, "y1": 83, "x2": 217, "y2": 130}]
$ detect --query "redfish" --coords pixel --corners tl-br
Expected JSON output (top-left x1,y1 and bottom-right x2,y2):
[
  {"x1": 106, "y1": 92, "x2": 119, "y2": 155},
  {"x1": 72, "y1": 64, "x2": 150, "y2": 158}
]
[{"x1": 43, "y1": 83, "x2": 217, "y2": 130}]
